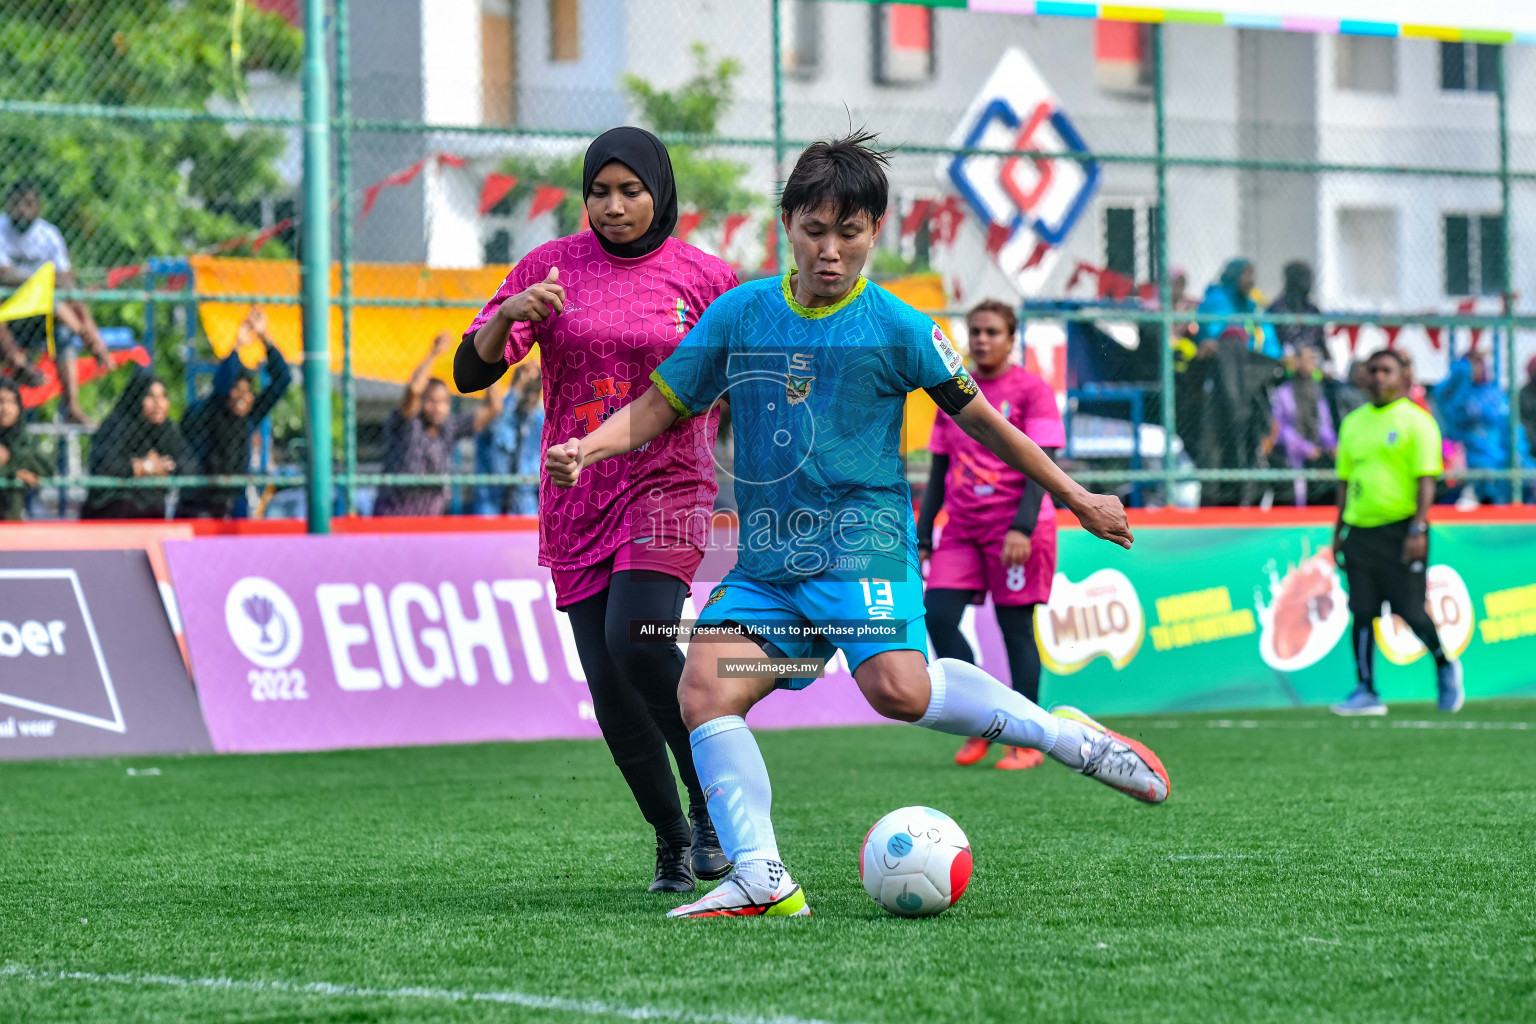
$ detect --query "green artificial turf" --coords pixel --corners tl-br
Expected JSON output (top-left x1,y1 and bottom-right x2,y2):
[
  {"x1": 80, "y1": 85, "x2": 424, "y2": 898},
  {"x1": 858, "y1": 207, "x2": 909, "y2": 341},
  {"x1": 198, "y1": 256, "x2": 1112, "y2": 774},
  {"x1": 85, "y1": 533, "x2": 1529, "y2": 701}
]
[{"x1": 3, "y1": 703, "x2": 1535, "y2": 1024}]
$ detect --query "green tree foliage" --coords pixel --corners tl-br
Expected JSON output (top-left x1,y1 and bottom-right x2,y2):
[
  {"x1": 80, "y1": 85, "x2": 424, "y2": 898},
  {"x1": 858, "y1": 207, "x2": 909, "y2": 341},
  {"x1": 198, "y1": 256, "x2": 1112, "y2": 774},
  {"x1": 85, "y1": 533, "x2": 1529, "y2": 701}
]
[
  {"x1": 493, "y1": 44, "x2": 759, "y2": 244},
  {"x1": 0, "y1": 0, "x2": 302, "y2": 272}
]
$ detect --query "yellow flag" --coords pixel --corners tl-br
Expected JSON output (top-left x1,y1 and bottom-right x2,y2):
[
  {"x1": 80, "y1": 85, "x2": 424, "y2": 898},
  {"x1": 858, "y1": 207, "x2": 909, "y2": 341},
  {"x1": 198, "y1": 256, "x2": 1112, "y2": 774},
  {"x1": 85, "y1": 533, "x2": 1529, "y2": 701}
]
[{"x1": 0, "y1": 262, "x2": 55, "y2": 355}]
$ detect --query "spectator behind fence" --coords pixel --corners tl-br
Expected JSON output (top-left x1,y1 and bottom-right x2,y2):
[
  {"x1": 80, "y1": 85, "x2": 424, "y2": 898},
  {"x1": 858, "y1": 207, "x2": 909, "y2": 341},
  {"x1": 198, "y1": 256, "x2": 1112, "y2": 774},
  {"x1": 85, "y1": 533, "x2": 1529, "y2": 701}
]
[
  {"x1": 0, "y1": 181, "x2": 115, "y2": 423},
  {"x1": 81, "y1": 372, "x2": 188, "y2": 520},
  {"x1": 0, "y1": 378, "x2": 49, "y2": 520},
  {"x1": 179, "y1": 307, "x2": 292, "y2": 518},
  {"x1": 1521, "y1": 355, "x2": 1536, "y2": 463},
  {"x1": 1268, "y1": 345, "x2": 1337, "y2": 507},
  {"x1": 374, "y1": 331, "x2": 502, "y2": 517},
  {"x1": 1198, "y1": 258, "x2": 1280, "y2": 359},
  {"x1": 1433, "y1": 345, "x2": 1536, "y2": 505},
  {"x1": 1331, "y1": 359, "x2": 1370, "y2": 424},
  {"x1": 1196, "y1": 259, "x2": 1284, "y2": 504},
  {"x1": 472, "y1": 362, "x2": 543, "y2": 515},
  {"x1": 1267, "y1": 260, "x2": 1328, "y2": 367},
  {"x1": 506, "y1": 363, "x2": 543, "y2": 514}
]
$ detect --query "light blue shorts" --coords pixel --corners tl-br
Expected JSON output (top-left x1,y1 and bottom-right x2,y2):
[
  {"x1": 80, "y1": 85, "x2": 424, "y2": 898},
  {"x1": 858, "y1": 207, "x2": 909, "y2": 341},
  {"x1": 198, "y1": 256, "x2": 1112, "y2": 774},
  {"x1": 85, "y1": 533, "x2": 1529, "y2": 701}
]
[{"x1": 695, "y1": 563, "x2": 929, "y2": 689}]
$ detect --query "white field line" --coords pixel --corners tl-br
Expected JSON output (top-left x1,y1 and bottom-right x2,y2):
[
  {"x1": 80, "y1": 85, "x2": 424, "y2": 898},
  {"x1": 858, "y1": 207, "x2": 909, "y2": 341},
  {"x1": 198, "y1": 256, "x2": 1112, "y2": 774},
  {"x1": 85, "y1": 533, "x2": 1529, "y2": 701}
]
[
  {"x1": 0, "y1": 965, "x2": 855, "y2": 1024},
  {"x1": 1137, "y1": 719, "x2": 1531, "y2": 730}
]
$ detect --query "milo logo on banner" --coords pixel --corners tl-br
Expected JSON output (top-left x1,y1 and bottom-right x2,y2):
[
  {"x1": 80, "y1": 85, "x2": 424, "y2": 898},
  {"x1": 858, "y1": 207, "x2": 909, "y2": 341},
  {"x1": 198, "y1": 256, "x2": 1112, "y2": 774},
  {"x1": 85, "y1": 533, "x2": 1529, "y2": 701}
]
[
  {"x1": 1036, "y1": 569, "x2": 1144, "y2": 675},
  {"x1": 1375, "y1": 564, "x2": 1476, "y2": 665}
]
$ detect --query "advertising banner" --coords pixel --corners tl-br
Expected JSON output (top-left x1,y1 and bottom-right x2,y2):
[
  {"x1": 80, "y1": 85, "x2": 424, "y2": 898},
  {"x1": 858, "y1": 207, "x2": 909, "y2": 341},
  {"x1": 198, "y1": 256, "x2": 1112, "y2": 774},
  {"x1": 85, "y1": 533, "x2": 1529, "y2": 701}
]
[
  {"x1": 1037, "y1": 520, "x2": 1536, "y2": 713},
  {"x1": 165, "y1": 519, "x2": 1534, "y2": 755},
  {"x1": 0, "y1": 522, "x2": 196, "y2": 666},
  {"x1": 0, "y1": 550, "x2": 212, "y2": 760},
  {"x1": 939, "y1": 3, "x2": 1536, "y2": 42},
  {"x1": 165, "y1": 535, "x2": 890, "y2": 754}
]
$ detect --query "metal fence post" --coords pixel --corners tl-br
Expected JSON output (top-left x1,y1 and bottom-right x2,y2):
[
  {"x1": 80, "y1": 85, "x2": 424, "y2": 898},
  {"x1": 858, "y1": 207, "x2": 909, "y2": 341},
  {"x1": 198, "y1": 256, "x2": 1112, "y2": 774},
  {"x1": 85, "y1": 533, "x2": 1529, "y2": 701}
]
[
  {"x1": 301, "y1": 0, "x2": 333, "y2": 533},
  {"x1": 336, "y1": 0, "x2": 355, "y2": 516},
  {"x1": 771, "y1": 0, "x2": 787, "y2": 269},
  {"x1": 1154, "y1": 25, "x2": 1176, "y2": 504},
  {"x1": 1497, "y1": 45, "x2": 1522, "y2": 505}
]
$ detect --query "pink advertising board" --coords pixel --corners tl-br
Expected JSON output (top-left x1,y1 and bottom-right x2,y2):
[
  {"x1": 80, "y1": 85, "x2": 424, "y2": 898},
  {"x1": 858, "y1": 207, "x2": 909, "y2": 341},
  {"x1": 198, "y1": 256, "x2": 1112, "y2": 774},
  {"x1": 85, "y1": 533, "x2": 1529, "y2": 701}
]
[{"x1": 164, "y1": 533, "x2": 1010, "y2": 754}]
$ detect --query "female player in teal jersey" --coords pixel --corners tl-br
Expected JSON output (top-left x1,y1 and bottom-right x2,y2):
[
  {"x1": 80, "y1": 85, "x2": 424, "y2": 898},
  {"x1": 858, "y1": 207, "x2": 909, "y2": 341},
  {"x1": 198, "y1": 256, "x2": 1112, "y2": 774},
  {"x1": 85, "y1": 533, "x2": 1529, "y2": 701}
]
[{"x1": 547, "y1": 132, "x2": 1170, "y2": 919}]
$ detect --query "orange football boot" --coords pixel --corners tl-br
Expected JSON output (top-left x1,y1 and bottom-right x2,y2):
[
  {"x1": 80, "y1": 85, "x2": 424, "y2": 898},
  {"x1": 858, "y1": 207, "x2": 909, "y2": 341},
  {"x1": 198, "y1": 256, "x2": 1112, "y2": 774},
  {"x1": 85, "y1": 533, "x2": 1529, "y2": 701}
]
[
  {"x1": 995, "y1": 746, "x2": 1045, "y2": 770},
  {"x1": 954, "y1": 737, "x2": 991, "y2": 765}
]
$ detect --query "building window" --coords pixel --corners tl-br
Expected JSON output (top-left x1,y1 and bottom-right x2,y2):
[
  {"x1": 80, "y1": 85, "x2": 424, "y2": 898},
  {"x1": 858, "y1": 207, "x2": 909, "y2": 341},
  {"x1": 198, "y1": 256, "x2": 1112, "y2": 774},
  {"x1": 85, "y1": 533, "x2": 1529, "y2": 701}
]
[
  {"x1": 1335, "y1": 35, "x2": 1395, "y2": 93},
  {"x1": 872, "y1": 4, "x2": 933, "y2": 85},
  {"x1": 1102, "y1": 201, "x2": 1162, "y2": 283},
  {"x1": 1444, "y1": 213, "x2": 1507, "y2": 297},
  {"x1": 483, "y1": 229, "x2": 511, "y2": 265},
  {"x1": 1104, "y1": 207, "x2": 1136, "y2": 279},
  {"x1": 1336, "y1": 207, "x2": 1397, "y2": 302},
  {"x1": 779, "y1": 0, "x2": 821, "y2": 78},
  {"x1": 482, "y1": 0, "x2": 515, "y2": 125},
  {"x1": 1440, "y1": 41, "x2": 1499, "y2": 93},
  {"x1": 549, "y1": 0, "x2": 579, "y2": 63},
  {"x1": 1093, "y1": 21, "x2": 1152, "y2": 95}
]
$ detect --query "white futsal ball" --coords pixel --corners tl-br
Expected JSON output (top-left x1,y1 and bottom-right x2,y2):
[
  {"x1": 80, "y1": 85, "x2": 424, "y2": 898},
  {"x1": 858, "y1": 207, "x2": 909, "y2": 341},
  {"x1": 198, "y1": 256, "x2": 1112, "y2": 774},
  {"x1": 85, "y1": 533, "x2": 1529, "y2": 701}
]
[{"x1": 859, "y1": 806, "x2": 972, "y2": 917}]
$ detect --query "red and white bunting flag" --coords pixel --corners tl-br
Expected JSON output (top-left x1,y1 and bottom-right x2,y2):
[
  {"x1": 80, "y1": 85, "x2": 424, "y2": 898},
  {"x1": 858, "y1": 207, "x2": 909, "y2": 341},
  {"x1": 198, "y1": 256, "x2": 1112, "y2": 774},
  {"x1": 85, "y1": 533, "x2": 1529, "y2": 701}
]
[
  {"x1": 527, "y1": 185, "x2": 567, "y2": 221},
  {"x1": 927, "y1": 197, "x2": 965, "y2": 247},
  {"x1": 721, "y1": 213, "x2": 751, "y2": 253},
  {"x1": 479, "y1": 173, "x2": 518, "y2": 215},
  {"x1": 900, "y1": 198, "x2": 933, "y2": 240},
  {"x1": 675, "y1": 210, "x2": 705, "y2": 243}
]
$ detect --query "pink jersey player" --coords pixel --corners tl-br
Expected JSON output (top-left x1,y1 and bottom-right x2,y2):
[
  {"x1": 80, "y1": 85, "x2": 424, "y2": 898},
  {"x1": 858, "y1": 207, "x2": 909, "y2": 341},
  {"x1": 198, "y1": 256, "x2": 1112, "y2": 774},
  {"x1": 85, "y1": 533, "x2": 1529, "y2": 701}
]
[
  {"x1": 463, "y1": 231, "x2": 736, "y2": 606},
  {"x1": 924, "y1": 363, "x2": 1064, "y2": 606},
  {"x1": 456, "y1": 128, "x2": 738, "y2": 892},
  {"x1": 917, "y1": 301, "x2": 1065, "y2": 771}
]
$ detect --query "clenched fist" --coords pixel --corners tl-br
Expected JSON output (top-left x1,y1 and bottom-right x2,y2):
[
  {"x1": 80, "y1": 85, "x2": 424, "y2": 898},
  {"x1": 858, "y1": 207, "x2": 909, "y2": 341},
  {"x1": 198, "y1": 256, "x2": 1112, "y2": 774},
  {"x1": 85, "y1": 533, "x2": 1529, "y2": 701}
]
[
  {"x1": 546, "y1": 438, "x2": 584, "y2": 488},
  {"x1": 501, "y1": 267, "x2": 565, "y2": 324}
]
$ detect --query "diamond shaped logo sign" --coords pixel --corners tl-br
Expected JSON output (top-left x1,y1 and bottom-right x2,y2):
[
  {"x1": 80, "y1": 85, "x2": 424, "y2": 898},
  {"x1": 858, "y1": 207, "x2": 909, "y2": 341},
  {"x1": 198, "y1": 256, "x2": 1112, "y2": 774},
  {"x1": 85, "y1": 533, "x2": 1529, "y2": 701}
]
[{"x1": 942, "y1": 47, "x2": 1100, "y2": 295}]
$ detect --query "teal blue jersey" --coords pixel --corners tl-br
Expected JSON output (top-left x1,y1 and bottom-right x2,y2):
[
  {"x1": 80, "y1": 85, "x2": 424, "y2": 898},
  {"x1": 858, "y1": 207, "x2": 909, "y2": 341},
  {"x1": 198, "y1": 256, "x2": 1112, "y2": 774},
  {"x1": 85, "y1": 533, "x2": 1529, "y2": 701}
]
[{"x1": 651, "y1": 274, "x2": 973, "y2": 582}]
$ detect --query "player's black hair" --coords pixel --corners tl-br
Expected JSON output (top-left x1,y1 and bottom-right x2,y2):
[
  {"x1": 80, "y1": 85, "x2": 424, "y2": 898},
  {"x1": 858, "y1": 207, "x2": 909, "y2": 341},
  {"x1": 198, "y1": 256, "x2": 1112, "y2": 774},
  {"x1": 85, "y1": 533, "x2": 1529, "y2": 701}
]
[
  {"x1": 6, "y1": 180, "x2": 40, "y2": 202},
  {"x1": 1366, "y1": 348, "x2": 1409, "y2": 370},
  {"x1": 779, "y1": 129, "x2": 891, "y2": 226}
]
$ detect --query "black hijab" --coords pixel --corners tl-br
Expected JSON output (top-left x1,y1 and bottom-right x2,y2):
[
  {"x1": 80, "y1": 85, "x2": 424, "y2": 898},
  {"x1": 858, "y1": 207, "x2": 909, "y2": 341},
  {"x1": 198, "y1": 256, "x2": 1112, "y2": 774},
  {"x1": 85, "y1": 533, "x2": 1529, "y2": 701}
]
[
  {"x1": 582, "y1": 126, "x2": 677, "y2": 259},
  {"x1": 0, "y1": 378, "x2": 22, "y2": 450},
  {"x1": 91, "y1": 372, "x2": 183, "y2": 468}
]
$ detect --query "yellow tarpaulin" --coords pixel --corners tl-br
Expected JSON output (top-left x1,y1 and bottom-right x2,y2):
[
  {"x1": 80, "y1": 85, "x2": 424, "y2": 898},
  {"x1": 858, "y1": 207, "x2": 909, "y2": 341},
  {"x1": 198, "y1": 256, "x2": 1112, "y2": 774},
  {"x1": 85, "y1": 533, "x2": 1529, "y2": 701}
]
[
  {"x1": 880, "y1": 273, "x2": 952, "y2": 455},
  {"x1": 191, "y1": 258, "x2": 954, "y2": 451},
  {"x1": 191, "y1": 256, "x2": 512, "y2": 386}
]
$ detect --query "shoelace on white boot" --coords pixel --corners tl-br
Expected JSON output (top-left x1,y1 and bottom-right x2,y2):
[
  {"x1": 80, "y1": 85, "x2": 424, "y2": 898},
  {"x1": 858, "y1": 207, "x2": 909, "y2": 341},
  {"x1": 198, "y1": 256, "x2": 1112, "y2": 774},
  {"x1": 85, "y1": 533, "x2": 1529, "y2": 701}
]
[{"x1": 1080, "y1": 735, "x2": 1140, "y2": 782}]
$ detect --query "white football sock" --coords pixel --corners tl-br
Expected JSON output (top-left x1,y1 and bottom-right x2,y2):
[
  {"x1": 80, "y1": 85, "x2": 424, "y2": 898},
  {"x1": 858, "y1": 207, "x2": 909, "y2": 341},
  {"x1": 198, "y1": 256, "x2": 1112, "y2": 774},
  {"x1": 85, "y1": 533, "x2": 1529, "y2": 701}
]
[
  {"x1": 915, "y1": 657, "x2": 1074, "y2": 760},
  {"x1": 689, "y1": 716, "x2": 782, "y2": 888}
]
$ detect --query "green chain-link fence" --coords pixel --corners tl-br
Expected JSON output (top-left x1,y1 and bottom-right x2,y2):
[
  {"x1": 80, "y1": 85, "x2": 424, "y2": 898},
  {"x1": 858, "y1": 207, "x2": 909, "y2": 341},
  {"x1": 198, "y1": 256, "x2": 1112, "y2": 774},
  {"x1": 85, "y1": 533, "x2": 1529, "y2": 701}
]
[{"x1": 2, "y1": 1, "x2": 1533, "y2": 527}]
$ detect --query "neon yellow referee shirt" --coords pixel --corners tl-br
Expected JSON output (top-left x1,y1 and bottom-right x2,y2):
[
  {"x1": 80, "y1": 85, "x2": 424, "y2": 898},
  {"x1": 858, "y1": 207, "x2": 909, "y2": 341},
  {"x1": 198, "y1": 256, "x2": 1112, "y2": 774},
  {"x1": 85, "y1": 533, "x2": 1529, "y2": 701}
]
[{"x1": 1336, "y1": 398, "x2": 1443, "y2": 528}]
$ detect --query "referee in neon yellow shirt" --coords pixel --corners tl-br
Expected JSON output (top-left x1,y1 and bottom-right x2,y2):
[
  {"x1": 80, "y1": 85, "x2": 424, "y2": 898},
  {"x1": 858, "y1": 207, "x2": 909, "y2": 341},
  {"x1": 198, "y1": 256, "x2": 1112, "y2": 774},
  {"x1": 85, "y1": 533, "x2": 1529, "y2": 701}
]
[{"x1": 1330, "y1": 349, "x2": 1464, "y2": 716}]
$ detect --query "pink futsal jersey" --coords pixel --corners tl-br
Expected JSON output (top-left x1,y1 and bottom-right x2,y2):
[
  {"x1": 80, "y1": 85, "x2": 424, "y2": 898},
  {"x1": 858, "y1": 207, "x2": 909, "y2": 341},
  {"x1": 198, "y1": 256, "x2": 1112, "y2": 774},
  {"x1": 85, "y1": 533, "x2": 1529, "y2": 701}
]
[
  {"x1": 928, "y1": 364, "x2": 1065, "y2": 538},
  {"x1": 464, "y1": 232, "x2": 737, "y2": 571}
]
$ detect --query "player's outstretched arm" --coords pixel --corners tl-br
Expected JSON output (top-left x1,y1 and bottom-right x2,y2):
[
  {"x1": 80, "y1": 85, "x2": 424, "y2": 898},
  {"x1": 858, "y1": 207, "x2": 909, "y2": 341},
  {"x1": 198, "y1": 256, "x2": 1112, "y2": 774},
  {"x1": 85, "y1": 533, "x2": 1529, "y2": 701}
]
[
  {"x1": 546, "y1": 386, "x2": 680, "y2": 488},
  {"x1": 950, "y1": 396, "x2": 1133, "y2": 549}
]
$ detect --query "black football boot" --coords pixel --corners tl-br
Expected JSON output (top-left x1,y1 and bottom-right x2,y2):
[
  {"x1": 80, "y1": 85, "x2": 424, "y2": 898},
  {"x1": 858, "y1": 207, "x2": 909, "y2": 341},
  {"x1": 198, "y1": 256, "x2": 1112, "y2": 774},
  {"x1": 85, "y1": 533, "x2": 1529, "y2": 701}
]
[{"x1": 689, "y1": 806, "x2": 732, "y2": 881}]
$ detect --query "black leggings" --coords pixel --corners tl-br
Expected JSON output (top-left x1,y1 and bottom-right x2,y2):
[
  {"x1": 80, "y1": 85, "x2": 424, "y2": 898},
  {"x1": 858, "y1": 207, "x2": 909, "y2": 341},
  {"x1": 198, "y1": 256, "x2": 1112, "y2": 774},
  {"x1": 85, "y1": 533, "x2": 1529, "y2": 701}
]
[
  {"x1": 925, "y1": 589, "x2": 1043, "y2": 704},
  {"x1": 565, "y1": 570, "x2": 703, "y2": 850}
]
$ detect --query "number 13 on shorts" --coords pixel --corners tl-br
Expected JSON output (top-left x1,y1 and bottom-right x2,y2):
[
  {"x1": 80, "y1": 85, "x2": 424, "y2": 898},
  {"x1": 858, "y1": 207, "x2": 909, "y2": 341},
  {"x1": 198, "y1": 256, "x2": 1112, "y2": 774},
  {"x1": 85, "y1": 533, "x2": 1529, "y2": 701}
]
[{"x1": 859, "y1": 578, "x2": 895, "y2": 620}]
